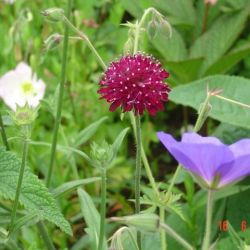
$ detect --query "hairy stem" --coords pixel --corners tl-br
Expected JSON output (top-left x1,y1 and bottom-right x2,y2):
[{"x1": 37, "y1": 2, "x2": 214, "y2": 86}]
[
  {"x1": 46, "y1": 0, "x2": 72, "y2": 187},
  {"x1": 98, "y1": 168, "x2": 107, "y2": 250},
  {"x1": 135, "y1": 115, "x2": 142, "y2": 249},
  {"x1": 160, "y1": 223, "x2": 194, "y2": 250},
  {"x1": 63, "y1": 16, "x2": 107, "y2": 71},
  {"x1": 9, "y1": 136, "x2": 29, "y2": 231},
  {"x1": 0, "y1": 113, "x2": 9, "y2": 150},
  {"x1": 202, "y1": 189, "x2": 213, "y2": 250},
  {"x1": 37, "y1": 221, "x2": 56, "y2": 250},
  {"x1": 160, "y1": 207, "x2": 167, "y2": 250}
]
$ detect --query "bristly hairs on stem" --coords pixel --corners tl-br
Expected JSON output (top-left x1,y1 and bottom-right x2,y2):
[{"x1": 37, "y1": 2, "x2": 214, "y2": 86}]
[{"x1": 46, "y1": 0, "x2": 73, "y2": 187}]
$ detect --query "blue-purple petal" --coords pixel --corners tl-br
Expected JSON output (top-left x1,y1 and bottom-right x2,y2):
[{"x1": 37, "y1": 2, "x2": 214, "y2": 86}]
[{"x1": 157, "y1": 132, "x2": 234, "y2": 185}]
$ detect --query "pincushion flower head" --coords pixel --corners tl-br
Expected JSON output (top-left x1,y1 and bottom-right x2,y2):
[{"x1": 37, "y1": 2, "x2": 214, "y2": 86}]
[
  {"x1": 157, "y1": 132, "x2": 250, "y2": 189},
  {"x1": 98, "y1": 53, "x2": 170, "y2": 115},
  {"x1": 0, "y1": 62, "x2": 45, "y2": 111}
]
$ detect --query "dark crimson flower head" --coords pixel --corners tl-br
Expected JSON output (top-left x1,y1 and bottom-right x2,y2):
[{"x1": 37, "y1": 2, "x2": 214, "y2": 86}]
[{"x1": 98, "y1": 53, "x2": 170, "y2": 115}]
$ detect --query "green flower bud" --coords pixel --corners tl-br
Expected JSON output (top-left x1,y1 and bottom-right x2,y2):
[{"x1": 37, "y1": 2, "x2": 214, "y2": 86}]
[
  {"x1": 10, "y1": 104, "x2": 38, "y2": 126},
  {"x1": 147, "y1": 19, "x2": 159, "y2": 39},
  {"x1": 123, "y1": 37, "x2": 134, "y2": 54},
  {"x1": 90, "y1": 141, "x2": 113, "y2": 168},
  {"x1": 158, "y1": 18, "x2": 172, "y2": 39},
  {"x1": 110, "y1": 213, "x2": 160, "y2": 232},
  {"x1": 43, "y1": 33, "x2": 62, "y2": 52},
  {"x1": 40, "y1": 8, "x2": 64, "y2": 23}
]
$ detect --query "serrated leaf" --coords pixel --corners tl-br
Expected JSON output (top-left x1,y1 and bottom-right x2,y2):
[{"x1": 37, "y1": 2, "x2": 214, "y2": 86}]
[
  {"x1": 0, "y1": 147, "x2": 72, "y2": 235},
  {"x1": 73, "y1": 116, "x2": 108, "y2": 147},
  {"x1": 52, "y1": 177, "x2": 101, "y2": 198},
  {"x1": 190, "y1": 9, "x2": 249, "y2": 74},
  {"x1": 169, "y1": 75, "x2": 250, "y2": 129}
]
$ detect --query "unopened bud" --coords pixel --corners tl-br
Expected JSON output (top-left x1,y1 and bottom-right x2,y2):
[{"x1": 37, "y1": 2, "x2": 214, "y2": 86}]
[
  {"x1": 158, "y1": 18, "x2": 172, "y2": 39},
  {"x1": 41, "y1": 8, "x2": 64, "y2": 23},
  {"x1": 147, "y1": 19, "x2": 159, "y2": 39},
  {"x1": 110, "y1": 213, "x2": 160, "y2": 232},
  {"x1": 43, "y1": 33, "x2": 62, "y2": 52}
]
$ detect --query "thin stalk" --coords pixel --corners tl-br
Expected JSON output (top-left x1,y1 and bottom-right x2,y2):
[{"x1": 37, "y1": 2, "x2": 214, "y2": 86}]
[
  {"x1": 98, "y1": 168, "x2": 106, "y2": 250},
  {"x1": 201, "y1": 4, "x2": 210, "y2": 34},
  {"x1": 135, "y1": 115, "x2": 142, "y2": 249},
  {"x1": 202, "y1": 189, "x2": 213, "y2": 250},
  {"x1": 46, "y1": 0, "x2": 72, "y2": 187},
  {"x1": 0, "y1": 113, "x2": 9, "y2": 150},
  {"x1": 160, "y1": 207, "x2": 166, "y2": 250},
  {"x1": 215, "y1": 94, "x2": 250, "y2": 109},
  {"x1": 37, "y1": 221, "x2": 56, "y2": 250},
  {"x1": 9, "y1": 138, "x2": 28, "y2": 231},
  {"x1": 133, "y1": 7, "x2": 155, "y2": 54},
  {"x1": 63, "y1": 16, "x2": 106, "y2": 71},
  {"x1": 160, "y1": 223, "x2": 194, "y2": 250}
]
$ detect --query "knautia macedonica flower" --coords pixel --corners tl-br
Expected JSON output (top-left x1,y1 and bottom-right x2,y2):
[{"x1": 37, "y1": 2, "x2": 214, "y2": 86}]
[
  {"x1": 98, "y1": 53, "x2": 170, "y2": 115},
  {"x1": 157, "y1": 132, "x2": 250, "y2": 189},
  {"x1": 0, "y1": 62, "x2": 45, "y2": 111}
]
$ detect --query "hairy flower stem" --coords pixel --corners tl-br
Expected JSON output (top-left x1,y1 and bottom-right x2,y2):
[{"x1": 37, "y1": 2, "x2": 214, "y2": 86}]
[
  {"x1": 46, "y1": 0, "x2": 72, "y2": 187},
  {"x1": 160, "y1": 223, "x2": 194, "y2": 250},
  {"x1": 202, "y1": 189, "x2": 213, "y2": 250},
  {"x1": 160, "y1": 207, "x2": 167, "y2": 250},
  {"x1": 37, "y1": 221, "x2": 56, "y2": 250},
  {"x1": 166, "y1": 93, "x2": 211, "y2": 196},
  {"x1": 62, "y1": 17, "x2": 107, "y2": 71},
  {"x1": 0, "y1": 113, "x2": 9, "y2": 150},
  {"x1": 134, "y1": 115, "x2": 142, "y2": 248},
  {"x1": 9, "y1": 131, "x2": 29, "y2": 231},
  {"x1": 98, "y1": 168, "x2": 107, "y2": 250},
  {"x1": 133, "y1": 7, "x2": 156, "y2": 54}
]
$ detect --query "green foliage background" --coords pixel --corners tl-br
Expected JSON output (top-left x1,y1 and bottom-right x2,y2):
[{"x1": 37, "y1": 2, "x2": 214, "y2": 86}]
[{"x1": 1, "y1": 0, "x2": 250, "y2": 249}]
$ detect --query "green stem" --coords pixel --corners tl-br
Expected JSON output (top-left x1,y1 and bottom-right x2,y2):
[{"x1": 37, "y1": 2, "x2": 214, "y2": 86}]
[
  {"x1": 202, "y1": 189, "x2": 213, "y2": 250},
  {"x1": 160, "y1": 223, "x2": 194, "y2": 250},
  {"x1": 98, "y1": 168, "x2": 106, "y2": 250},
  {"x1": 37, "y1": 221, "x2": 56, "y2": 250},
  {"x1": 135, "y1": 115, "x2": 142, "y2": 249},
  {"x1": 46, "y1": 0, "x2": 72, "y2": 187},
  {"x1": 0, "y1": 113, "x2": 9, "y2": 150},
  {"x1": 133, "y1": 7, "x2": 155, "y2": 54},
  {"x1": 160, "y1": 207, "x2": 166, "y2": 250},
  {"x1": 9, "y1": 137, "x2": 28, "y2": 231},
  {"x1": 63, "y1": 16, "x2": 107, "y2": 71}
]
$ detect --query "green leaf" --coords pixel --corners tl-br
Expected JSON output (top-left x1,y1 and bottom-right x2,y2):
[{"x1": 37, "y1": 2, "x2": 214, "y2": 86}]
[
  {"x1": 204, "y1": 43, "x2": 250, "y2": 76},
  {"x1": 73, "y1": 116, "x2": 108, "y2": 148},
  {"x1": 154, "y1": 0, "x2": 196, "y2": 26},
  {"x1": 166, "y1": 57, "x2": 204, "y2": 83},
  {"x1": 190, "y1": 9, "x2": 249, "y2": 74},
  {"x1": 169, "y1": 75, "x2": 250, "y2": 129},
  {"x1": 52, "y1": 177, "x2": 101, "y2": 198},
  {"x1": 151, "y1": 27, "x2": 187, "y2": 61},
  {"x1": 0, "y1": 147, "x2": 72, "y2": 235},
  {"x1": 111, "y1": 127, "x2": 129, "y2": 161},
  {"x1": 77, "y1": 188, "x2": 106, "y2": 250}
]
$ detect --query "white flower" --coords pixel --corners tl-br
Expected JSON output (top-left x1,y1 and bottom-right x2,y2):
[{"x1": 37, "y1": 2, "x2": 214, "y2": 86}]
[
  {"x1": 0, "y1": 62, "x2": 46, "y2": 111},
  {"x1": 4, "y1": 0, "x2": 15, "y2": 4}
]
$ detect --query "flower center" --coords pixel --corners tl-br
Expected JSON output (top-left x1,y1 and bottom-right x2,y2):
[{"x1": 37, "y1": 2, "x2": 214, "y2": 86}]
[{"x1": 21, "y1": 82, "x2": 35, "y2": 95}]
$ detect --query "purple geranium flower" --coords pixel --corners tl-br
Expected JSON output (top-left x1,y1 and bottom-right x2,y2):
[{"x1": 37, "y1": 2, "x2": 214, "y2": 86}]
[{"x1": 157, "y1": 132, "x2": 250, "y2": 188}]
